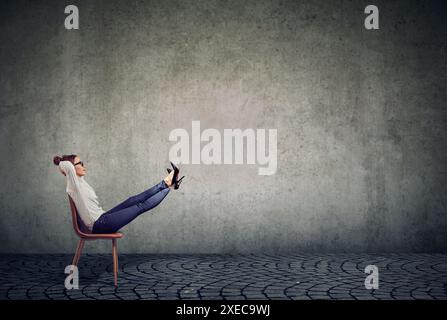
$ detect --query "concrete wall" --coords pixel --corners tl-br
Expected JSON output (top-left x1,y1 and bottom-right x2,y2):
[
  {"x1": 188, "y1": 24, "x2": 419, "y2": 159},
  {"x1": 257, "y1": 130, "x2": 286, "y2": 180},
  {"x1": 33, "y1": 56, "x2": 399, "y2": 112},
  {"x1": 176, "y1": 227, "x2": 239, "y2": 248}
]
[{"x1": 1, "y1": 0, "x2": 446, "y2": 253}]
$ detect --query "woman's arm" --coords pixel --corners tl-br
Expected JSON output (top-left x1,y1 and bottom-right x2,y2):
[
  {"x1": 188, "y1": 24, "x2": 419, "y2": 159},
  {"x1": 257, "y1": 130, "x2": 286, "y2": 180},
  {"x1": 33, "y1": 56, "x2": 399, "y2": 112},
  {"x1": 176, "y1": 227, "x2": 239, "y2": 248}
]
[
  {"x1": 59, "y1": 161, "x2": 81, "y2": 192},
  {"x1": 59, "y1": 160, "x2": 94, "y2": 229}
]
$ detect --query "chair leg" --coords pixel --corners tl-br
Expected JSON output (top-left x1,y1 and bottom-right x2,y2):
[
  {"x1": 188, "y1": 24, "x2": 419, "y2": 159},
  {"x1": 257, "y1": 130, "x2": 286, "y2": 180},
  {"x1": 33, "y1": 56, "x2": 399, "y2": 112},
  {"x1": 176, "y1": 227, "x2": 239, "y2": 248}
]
[
  {"x1": 112, "y1": 239, "x2": 118, "y2": 287},
  {"x1": 72, "y1": 239, "x2": 85, "y2": 267}
]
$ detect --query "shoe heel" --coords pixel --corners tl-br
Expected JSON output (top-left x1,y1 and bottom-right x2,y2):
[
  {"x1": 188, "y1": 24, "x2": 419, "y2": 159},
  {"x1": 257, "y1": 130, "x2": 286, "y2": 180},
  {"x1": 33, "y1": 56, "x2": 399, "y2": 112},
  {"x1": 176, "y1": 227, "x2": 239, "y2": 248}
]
[{"x1": 175, "y1": 176, "x2": 185, "y2": 190}]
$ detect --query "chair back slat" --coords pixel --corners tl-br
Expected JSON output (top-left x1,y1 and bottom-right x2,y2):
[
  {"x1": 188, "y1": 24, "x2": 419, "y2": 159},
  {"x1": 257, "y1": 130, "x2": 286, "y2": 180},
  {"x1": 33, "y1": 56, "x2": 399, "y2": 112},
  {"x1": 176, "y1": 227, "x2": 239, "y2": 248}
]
[{"x1": 68, "y1": 196, "x2": 92, "y2": 236}]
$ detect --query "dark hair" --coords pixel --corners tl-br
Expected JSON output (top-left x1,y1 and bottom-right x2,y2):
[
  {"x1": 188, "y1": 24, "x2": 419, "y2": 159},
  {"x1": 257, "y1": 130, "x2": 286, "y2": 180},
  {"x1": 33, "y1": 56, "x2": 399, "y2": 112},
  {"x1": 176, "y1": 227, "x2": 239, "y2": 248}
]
[{"x1": 53, "y1": 154, "x2": 77, "y2": 166}]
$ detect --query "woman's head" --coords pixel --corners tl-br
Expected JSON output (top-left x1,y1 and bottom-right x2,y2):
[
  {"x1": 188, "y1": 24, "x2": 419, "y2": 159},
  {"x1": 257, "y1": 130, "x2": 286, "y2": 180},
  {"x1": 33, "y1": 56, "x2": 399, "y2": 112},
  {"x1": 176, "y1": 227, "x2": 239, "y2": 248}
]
[{"x1": 53, "y1": 154, "x2": 87, "y2": 177}]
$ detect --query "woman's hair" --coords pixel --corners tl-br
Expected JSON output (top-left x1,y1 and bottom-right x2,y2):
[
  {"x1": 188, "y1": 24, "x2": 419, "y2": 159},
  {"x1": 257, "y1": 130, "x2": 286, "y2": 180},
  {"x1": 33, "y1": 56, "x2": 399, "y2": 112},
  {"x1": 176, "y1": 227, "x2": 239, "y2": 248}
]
[{"x1": 53, "y1": 154, "x2": 77, "y2": 166}]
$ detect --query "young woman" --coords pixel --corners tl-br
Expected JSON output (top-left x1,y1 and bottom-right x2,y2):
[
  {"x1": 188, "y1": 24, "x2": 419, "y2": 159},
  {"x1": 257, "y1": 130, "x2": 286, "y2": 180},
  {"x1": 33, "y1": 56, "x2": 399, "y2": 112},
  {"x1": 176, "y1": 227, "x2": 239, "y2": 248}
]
[{"x1": 53, "y1": 154, "x2": 184, "y2": 234}]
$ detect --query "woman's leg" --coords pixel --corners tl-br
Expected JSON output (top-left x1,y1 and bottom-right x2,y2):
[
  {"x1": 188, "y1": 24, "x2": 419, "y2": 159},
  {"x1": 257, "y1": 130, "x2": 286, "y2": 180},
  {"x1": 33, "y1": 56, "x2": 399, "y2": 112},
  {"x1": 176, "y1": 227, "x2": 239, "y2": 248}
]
[
  {"x1": 106, "y1": 180, "x2": 169, "y2": 214},
  {"x1": 92, "y1": 187, "x2": 170, "y2": 234}
]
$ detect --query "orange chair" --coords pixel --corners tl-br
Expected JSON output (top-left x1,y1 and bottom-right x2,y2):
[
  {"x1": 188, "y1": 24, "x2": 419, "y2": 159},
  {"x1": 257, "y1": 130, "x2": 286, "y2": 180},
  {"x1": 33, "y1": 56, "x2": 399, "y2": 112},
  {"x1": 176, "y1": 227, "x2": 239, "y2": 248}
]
[{"x1": 68, "y1": 196, "x2": 123, "y2": 287}]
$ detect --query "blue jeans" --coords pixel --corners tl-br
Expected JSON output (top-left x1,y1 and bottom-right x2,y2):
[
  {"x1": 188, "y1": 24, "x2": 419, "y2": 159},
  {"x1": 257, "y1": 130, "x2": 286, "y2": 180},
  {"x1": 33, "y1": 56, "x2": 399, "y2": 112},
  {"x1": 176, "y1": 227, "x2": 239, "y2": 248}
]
[{"x1": 92, "y1": 180, "x2": 170, "y2": 234}]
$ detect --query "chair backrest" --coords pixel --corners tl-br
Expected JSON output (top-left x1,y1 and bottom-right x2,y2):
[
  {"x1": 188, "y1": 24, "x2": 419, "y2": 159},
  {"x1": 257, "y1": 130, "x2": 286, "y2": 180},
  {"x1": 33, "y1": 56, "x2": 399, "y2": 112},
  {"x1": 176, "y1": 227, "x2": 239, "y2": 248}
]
[{"x1": 68, "y1": 195, "x2": 92, "y2": 236}]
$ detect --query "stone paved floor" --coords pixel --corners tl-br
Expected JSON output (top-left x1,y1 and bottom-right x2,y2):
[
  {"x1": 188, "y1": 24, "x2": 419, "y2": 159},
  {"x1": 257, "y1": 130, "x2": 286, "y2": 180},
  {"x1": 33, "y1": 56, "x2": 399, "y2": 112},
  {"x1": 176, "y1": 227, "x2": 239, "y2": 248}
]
[{"x1": 0, "y1": 253, "x2": 446, "y2": 300}]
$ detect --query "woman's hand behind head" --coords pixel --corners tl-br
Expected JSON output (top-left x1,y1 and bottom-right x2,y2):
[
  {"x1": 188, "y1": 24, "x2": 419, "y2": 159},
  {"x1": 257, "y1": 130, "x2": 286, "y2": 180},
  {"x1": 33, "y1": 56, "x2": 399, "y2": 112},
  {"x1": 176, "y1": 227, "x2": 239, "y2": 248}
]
[{"x1": 53, "y1": 154, "x2": 78, "y2": 177}]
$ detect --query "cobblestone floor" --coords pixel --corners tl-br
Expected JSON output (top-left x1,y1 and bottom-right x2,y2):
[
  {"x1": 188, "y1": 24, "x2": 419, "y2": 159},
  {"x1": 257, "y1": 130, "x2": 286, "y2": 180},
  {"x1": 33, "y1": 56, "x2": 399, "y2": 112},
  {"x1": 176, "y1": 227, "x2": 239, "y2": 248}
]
[{"x1": 0, "y1": 253, "x2": 446, "y2": 300}]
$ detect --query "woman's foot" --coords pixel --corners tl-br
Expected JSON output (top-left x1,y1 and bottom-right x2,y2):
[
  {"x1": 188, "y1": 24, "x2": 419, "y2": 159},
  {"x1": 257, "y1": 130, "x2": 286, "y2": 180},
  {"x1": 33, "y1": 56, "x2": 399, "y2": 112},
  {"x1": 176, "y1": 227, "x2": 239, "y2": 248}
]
[
  {"x1": 166, "y1": 162, "x2": 185, "y2": 189},
  {"x1": 164, "y1": 170, "x2": 175, "y2": 188}
]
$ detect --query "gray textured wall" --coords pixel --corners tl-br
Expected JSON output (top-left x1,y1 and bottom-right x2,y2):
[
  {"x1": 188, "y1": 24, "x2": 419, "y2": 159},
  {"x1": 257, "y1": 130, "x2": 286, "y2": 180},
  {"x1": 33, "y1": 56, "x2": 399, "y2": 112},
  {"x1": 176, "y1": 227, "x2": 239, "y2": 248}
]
[{"x1": 1, "y1": 0, "x2": 446, "y2": 253}]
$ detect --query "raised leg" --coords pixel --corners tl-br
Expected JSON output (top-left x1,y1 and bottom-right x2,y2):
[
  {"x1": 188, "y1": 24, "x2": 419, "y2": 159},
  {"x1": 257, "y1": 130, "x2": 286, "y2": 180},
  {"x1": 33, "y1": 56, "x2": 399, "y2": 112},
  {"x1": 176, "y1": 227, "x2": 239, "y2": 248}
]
[
  {"x1": 93, "y1": 187, "x2": 170, "y2": 234},
  {"x1": 106, "y1": 180, "x2": 169, "y2": 214},
  {"x1": 112, "y1": 238, "x2": 118, "y2": 287},
  {"x1": 72, "y1": 239, "x2": 85, "y2": 266}
]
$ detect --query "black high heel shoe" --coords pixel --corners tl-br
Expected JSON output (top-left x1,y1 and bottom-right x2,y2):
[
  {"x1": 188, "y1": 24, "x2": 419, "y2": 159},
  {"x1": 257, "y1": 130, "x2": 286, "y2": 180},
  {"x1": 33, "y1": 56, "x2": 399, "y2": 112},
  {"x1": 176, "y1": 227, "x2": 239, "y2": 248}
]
[
  {"x1": 170, "y1": 161, "x2": 184, "y2": 189},
  {"x1": 167, "y1": 168, "x2": 185, "y2": 189},
  {"x1": 166, "y1": 162, "x2": 185, "y2": 190}
]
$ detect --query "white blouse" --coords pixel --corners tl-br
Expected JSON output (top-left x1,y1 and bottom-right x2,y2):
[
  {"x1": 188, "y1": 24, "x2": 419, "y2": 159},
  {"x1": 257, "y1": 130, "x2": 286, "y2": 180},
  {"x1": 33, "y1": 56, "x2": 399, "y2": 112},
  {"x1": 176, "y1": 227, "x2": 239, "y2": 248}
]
[{"x1": 59, "y1": 161, "x2": 105, "y2": 231}]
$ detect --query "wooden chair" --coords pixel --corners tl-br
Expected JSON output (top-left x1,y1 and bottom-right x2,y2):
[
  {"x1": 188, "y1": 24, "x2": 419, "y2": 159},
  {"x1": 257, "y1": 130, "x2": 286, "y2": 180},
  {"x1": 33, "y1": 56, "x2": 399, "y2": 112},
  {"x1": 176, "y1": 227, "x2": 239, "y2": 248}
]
[{"x1": 68, "y1": 196, "x2": 123, "y2": 287}]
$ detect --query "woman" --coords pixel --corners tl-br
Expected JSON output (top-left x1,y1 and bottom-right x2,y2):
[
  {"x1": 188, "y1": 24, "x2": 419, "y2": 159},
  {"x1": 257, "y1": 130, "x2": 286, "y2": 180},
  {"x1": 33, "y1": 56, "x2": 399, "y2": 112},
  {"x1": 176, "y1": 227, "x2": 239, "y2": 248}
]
[{"x1": 53, "y1": 154, "x2": 184, "y2": 234}]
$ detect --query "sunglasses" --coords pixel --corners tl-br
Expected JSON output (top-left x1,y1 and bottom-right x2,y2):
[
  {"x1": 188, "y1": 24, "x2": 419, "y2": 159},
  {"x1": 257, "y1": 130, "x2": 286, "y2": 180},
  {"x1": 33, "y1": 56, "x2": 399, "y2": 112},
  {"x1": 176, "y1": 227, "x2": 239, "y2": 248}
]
[{"x1": 73, "y1": 161, "x2": 84, "y2": 167}]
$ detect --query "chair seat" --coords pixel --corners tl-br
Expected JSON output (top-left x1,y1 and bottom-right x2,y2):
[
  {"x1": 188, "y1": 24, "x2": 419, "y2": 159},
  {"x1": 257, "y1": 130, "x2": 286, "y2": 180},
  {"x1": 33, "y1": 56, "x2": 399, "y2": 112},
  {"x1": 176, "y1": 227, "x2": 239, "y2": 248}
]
[{"x1": 79, "y1": 232, "x2": 123, "y2": 240}]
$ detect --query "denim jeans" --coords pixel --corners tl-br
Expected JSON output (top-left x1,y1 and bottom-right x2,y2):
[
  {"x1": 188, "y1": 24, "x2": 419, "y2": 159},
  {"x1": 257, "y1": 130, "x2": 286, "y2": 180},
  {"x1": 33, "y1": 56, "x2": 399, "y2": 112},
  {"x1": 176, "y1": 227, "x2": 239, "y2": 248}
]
[{"x1": 92, "y1": 180, "x2": 170, "y2": 234}]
